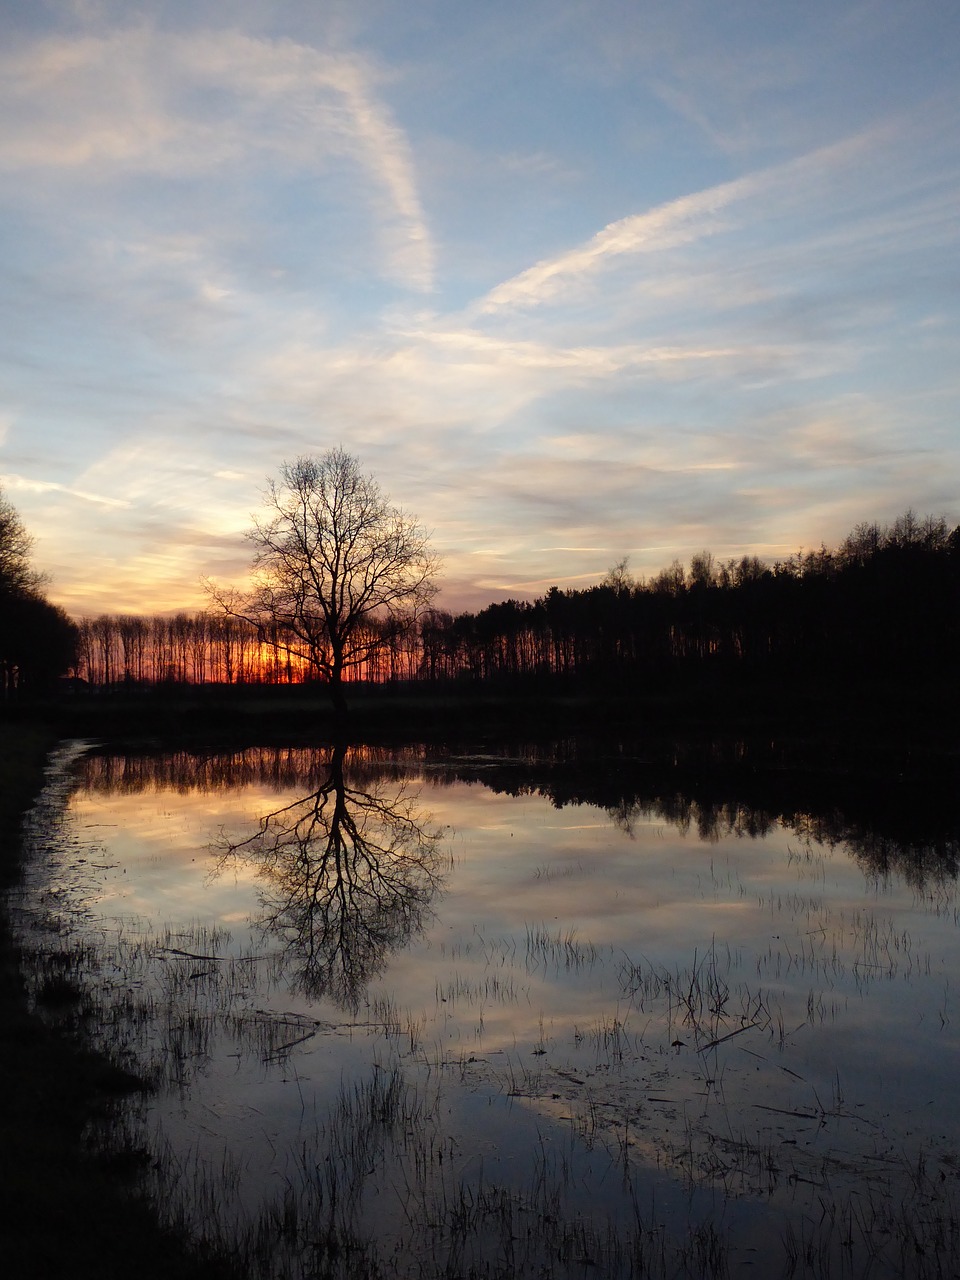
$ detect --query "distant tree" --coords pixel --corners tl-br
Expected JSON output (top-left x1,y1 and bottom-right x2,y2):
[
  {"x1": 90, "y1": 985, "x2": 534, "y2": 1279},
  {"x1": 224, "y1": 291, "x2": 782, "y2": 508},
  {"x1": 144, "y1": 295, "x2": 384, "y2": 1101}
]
[
  {"x1": 209, "y1": 450, "x2": 440, "y2": 715},
  {"x1": 650, "y1": 559, "x2": 686, "y2": 597},
  {"x1": 687, "y1": 550, "x2": 716, "y2": 590},
  {"x1": 732, "y1": 555, "x2": 768, "y2": 587},
  {"x1": 602, "y1": 557, "x2": 635, "y2": 594}
]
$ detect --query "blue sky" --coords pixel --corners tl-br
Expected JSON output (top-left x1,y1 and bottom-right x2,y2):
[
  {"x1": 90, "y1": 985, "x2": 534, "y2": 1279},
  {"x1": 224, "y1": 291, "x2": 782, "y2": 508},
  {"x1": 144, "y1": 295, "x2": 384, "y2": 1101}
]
[{"x1": 1, "y1": 0, "x2": 958, "y2": 615}]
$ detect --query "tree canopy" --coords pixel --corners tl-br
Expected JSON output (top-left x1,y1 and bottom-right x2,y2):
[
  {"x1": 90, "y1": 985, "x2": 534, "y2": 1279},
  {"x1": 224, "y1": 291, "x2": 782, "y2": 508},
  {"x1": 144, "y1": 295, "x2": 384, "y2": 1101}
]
[{"x1": 209, "y1": 450, "x2": 440, "y2": 713}]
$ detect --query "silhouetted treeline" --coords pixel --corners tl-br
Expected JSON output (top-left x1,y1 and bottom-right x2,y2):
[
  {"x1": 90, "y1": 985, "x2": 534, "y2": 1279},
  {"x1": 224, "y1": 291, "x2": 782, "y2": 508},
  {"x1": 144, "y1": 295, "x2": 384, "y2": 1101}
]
[
  {"x1": 73, "y1": 511, "x2": 959, "y2": 692},
  {"x1": 0, "y1": 488, "x2": 77, "y2": 699},
  {"x1": 421, "y1": 511, "x2": 960, "y2": 689},
  {"x1": 73, "y1": 610, "x2": 421, "y2": 687},
  {"x1": 0, "y1": 591, "x2": 77, "y2": 698}
]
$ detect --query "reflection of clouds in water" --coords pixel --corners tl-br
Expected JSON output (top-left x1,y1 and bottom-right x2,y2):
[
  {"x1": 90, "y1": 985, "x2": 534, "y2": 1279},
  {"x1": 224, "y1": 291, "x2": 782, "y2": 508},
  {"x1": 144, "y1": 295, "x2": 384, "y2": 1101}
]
[
  {"x1": 69, "y1": 789, "x2": 266, "y2": 930},
  {"x1": 47, "y1": 740, "x2": 960, "y2": 1273},
  {"x1": 65, "y1": 746, "x2": 960, "y2": 1057}
]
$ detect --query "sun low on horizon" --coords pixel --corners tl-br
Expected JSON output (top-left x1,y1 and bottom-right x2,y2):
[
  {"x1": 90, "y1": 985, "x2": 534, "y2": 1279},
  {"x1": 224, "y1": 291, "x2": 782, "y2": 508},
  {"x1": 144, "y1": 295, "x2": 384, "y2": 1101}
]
[{"x1": 1, "y1": 0, "x2": 958, "y2": 621}]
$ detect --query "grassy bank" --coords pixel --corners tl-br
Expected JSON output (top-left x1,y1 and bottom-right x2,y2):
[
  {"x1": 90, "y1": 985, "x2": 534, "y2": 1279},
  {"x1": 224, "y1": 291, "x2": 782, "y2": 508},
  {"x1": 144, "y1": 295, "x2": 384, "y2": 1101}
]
[
  {"x1": 15, "y1": 666, "x2": 960, "y2": 760},
  {"x1": 0, "y1": 723, "x2": 241, "y2": 1280}
]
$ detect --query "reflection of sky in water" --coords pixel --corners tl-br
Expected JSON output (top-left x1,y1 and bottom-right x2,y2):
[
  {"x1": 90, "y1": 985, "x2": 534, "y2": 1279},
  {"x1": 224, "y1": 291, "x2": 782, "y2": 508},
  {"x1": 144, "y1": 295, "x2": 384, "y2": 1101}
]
[
  {"x1": 72, "y1": 785, "x2": 282, "y2": 936},
  {"x1": 66, "y1": 771, "x2": 960, "y2": 1088},
  {"x1": 32, "y1": 752, "x2": 960, "y2": 1269}
]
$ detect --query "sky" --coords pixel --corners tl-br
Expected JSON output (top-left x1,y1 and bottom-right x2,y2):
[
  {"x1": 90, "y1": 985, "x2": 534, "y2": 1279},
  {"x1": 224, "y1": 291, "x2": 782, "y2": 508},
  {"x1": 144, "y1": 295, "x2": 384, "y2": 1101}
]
[{"x1": 1, "y1": 0, "x2": 958, "y2": 618}]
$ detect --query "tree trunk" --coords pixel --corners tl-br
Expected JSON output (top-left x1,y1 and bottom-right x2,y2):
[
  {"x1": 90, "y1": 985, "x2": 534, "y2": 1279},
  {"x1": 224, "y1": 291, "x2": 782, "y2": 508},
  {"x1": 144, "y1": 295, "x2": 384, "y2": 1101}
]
[{"x1": 329, "y1": 650, "x2": 349, "y2": 726}]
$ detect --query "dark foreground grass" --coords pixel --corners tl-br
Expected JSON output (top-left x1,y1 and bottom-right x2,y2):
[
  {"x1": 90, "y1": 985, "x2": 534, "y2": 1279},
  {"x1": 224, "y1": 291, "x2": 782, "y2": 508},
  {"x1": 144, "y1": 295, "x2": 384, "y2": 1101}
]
[
  {"x1": 18, "y1": 667, "x2": 960, "y2": 767},
  {"x1": 0, "y1": 723, "x2": 242, "y2": 1280}
]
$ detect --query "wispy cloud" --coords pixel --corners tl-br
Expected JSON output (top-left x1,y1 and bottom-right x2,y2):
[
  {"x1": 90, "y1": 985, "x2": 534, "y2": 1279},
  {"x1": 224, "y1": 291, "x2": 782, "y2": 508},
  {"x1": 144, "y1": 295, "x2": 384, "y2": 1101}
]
[
  {"x1": 476, "y1": 130, "x2": 887, "y2": 315},
  {"x1": 0, "y1": 26, "x2": 433, "y2": 290},
  {"x1": 0, "y1": 472, "x2": 130, "y2": 509},
  {"x1": 395, "y1": 324, "x2": 751, "y2": 374}
]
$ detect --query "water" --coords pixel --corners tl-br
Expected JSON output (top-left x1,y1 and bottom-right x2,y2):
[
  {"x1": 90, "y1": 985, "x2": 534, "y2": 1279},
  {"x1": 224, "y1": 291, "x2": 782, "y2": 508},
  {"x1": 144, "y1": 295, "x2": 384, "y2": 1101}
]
[{"x1": 13, "y1": 739, "x2": 960, "y2": 1277}]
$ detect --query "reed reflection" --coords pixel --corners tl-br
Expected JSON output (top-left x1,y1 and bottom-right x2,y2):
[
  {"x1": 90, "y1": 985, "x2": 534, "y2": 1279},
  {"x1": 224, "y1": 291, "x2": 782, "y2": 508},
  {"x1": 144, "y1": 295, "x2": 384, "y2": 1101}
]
[{"x1": 212, "y1": 740, "x2": 447, "y2": 1010}]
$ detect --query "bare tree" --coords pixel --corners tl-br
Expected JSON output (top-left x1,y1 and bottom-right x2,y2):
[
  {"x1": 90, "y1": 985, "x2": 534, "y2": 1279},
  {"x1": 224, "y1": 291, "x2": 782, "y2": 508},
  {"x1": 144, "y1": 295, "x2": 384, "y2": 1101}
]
[
  {"x1": 0, "y1": 486, "x2": 43, "y2": 595},
  {"x1": 687, "y1": 550, "x2": 716, "y2": 589},
  {"x1": 602, "y1": 556, "x2": 635, "y2": 594},
  {"x1": 209, "y1": 450, "x2": 440, "y2": 715}
]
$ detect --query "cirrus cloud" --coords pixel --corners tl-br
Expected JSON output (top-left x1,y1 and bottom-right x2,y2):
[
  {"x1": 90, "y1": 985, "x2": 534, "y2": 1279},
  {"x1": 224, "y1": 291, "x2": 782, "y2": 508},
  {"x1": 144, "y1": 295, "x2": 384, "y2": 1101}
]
[{"x1": 0, "y1": 25, "x2": 433, "y2": 291}]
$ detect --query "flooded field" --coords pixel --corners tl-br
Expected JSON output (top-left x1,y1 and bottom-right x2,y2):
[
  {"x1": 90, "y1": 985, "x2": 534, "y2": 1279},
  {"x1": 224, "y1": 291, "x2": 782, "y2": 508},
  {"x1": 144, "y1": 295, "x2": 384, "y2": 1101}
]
[{"x1": 12, "y1": 739, "x2": 960, "y2": 1278}]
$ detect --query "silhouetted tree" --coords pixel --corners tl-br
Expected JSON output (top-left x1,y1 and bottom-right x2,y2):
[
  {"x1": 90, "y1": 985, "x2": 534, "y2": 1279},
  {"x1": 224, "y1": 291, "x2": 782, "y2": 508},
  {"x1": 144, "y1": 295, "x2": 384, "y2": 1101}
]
[
  {"x1": 209, "y1": 450, "x2": 440, "y2": 716},
  {"x1": 0, "y1": 488, "x2": 43, "y2": 596},
  {"x1": 602, "y1": 557, "x2": 635, "y2": 594},
  {"x1": 0, "y1": 487, "x2": 76, "y2": 697},
  {"x1": 687, "y1": 550, "x2": 716, "y2": 590}
]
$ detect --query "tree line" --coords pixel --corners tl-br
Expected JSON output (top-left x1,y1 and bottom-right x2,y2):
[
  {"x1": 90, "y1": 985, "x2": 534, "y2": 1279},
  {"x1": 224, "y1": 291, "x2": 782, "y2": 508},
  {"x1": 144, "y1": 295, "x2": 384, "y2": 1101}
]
[
  {"x1": 419, "y1": 509, "x2": 960, "y2": 688},
  {"x1": 73, "y1": 609, "x2": 426, "y2": 688},
  {"x1": 72, "y1": 507, "x2": 959, "y2": 693},
  {"x1": 3, "y1": 454, "x2": 957, "y2": 702}
]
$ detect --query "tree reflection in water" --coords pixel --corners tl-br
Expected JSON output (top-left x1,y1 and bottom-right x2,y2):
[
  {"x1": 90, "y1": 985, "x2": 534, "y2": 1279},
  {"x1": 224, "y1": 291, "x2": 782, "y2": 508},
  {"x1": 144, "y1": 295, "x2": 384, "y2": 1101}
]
[
  {"x1": 76, "y1": 738, "x2": 959, "y2": 991},
  {"x1": 444, "y1": 754, "x2": 960, "y2": 890},
  {"x1": 213, "y1": 740, "x2": 447, "y2": 1010}
]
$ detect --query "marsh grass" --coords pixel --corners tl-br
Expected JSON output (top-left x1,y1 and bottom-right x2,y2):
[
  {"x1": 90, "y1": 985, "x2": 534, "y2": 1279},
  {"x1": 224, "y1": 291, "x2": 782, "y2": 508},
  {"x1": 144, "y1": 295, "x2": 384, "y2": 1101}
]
[
  {"x1": 525, "y1": 923, "x2": 599, "y2": 973},
  {"x1": 14, "y1": 866, "x2": 752, "y2": 1277},
  {"x1": 144, "y1": 1052, "x2": 746, "y2": 1280}
]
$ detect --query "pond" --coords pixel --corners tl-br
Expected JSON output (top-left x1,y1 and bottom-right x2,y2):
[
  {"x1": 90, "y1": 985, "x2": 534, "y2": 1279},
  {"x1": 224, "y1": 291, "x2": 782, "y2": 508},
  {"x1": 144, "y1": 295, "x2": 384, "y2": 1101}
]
[{"x1": 13, "y1": 738, "x2": 960, "y2": 1278}]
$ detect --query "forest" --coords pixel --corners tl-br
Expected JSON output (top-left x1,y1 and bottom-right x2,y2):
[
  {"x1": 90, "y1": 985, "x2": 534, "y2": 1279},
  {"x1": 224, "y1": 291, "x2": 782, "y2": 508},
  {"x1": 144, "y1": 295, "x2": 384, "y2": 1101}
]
[{"x1": 67, "y1": 510, "x2": 959, "y2": 694}]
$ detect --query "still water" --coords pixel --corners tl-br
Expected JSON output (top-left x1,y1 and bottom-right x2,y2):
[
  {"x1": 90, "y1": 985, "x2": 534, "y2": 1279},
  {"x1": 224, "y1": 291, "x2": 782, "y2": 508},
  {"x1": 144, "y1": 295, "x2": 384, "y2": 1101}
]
[{"x1": 15, "y1": 740, "x2": 960, "y2": 1278}]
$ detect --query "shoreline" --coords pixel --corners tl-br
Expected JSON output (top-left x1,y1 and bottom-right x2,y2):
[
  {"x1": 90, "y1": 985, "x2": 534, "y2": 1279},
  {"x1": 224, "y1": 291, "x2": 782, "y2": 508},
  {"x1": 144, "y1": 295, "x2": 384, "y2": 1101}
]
[
  {"x1": 0, "y1": 723, "x2": 241, "y2": 1279},
  {"x1": 9, "y1": 671, "x2": 960, "y2": 755}
]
